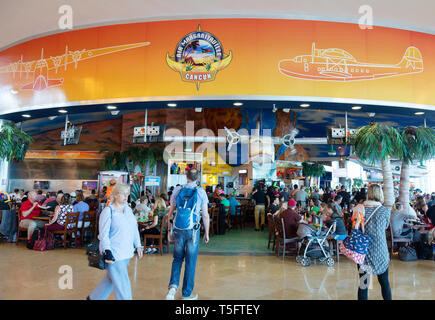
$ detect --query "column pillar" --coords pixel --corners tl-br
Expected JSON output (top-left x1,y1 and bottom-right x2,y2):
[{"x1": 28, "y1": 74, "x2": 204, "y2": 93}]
[{"x1": 0, "y1": 120, "x2": 11, "y2": 192}]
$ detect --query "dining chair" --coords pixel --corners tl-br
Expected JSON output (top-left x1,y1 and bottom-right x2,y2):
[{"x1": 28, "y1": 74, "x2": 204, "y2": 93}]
[
  {"x1": 232, "y1": 205, "x2": 243, "y2": 230},
  {"x1": 387, "y1": 223, "x2": 413, "y2": 258},
  {"x1": 211, "y1": 207, "x2": 220, "y2": 235},
  {"x1": 52, "y1": 212, "x2": 80, "y2": 249},
  {"x1": 16, "y1": 208, "x2": 28, "y2": 245},
  {"x1": 274, "y1": 217, "x2": 299, "y2": 261},
  {"x1": 143, "y1": 216, "x2": 169, "y2": 255},
  {"x1": 80, "y1": 211, "x2": 96, "y2": 246},
  {"x1": 224, "y1": 206, "x2": 231, "y2": 231},
  {"x1": 267, "y1": 214, "x2": 276, "y2": 251}
]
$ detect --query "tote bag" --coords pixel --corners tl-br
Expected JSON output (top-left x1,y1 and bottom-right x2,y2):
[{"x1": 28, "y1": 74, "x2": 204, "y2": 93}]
[{"x1": 339, "y1": 206, "x2": 381, "y2": 264}]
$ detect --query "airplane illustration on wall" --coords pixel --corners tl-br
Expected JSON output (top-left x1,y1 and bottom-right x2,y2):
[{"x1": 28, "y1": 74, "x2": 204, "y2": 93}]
[
  {"x1": 0, "y1": 42, "x2": 150, "y2": 91},
  {"x1": 278, "y1": 43, "x2": 423, "y2": 81}
]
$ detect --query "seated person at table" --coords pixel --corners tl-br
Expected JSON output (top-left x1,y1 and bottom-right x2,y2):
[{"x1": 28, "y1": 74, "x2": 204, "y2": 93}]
[
  {"x1": 85, "y1": 189, "x2": 99, "y2": 211},
  {"x1": 268, "y1": 197, "x2": 281, "y2": 216},
  {"x1": 228, "y1": 194, "x2": 241, "y2": 216},
  {"x1": 219, "y1": 193, "x2": 230, "y2": 213},
  {"x1": 10, "y1": 189, "x2": 21, "y2": 202},
  {"x1": 35, "y1": 190, "x2": 45, "y2": 204},
  {"x1": 45, "y1": 194, "x2": 74, "y2": 236},
  {"x1": 46, "y1": 193, "x2": 63, "y2": 212},
  {"x1": 278, "y1": 199, "x2": 301, "y2": 239},
  {"x1": 325, "y1": 203, "x2": 347, "y2": 242},
  {"x1": 141, "y1": 198, "x2": 169, "y2": 254},
  {"x1": 135, "y1": 196, "x2": 152, "y2": 222},
  {"x1": 19, "y1": 191, "x2": 47, "y2": 240},
  {"x1": 73, "y1": 193, "x2": 90, "y2": 228},
  {"x1": 42, "y1": 192, "x2": 56, "y2": 207},
  {"x1": 390, "y1": 202, "x2": 415, "y2": 238}
]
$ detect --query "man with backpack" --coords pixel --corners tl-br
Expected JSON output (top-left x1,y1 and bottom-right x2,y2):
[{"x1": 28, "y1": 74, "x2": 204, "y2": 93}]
[{"x1": 166, "y1": 168, "x2": 210, "y2": 300}]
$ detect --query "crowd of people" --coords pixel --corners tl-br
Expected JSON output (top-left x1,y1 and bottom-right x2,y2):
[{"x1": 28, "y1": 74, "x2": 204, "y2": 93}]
[
  {"x1": 1, "y1": 179, "x2": 434, "y2": 301},
  {"x1": 0, "y1": 188, "x2": 99, "y2": 243}
]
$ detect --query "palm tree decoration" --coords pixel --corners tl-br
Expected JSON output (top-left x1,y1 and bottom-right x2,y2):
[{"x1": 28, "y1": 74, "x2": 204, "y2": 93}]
[
  {"x1": 102, "y1": 147, "x2": 163, "y2": 174},
  {"x1": 350, "y1": 123, "x2": 402, "y2": 207},
  {"x1": 101, "y1": 146, "x2": 164, "y2": 201},
  {"x1": 302, "y1": 162, "x2": 326, "y2": 187},
  {"x1": 398, "y1": 126, "x2": 435, "y2": 214},
  {"x1": 0, "y1": 122, "x2": 33, "y2": 162}
]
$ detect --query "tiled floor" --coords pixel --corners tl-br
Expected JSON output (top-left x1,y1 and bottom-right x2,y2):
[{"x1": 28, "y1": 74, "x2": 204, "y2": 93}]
[{"x1": 0, "y1": 241, "x2": 433, "y2": 300}]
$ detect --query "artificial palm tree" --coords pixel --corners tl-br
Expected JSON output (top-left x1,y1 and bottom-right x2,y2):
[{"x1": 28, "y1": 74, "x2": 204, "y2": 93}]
[
  {"x1": 101, "y1": 147, "x2": 164, "y2": 201},
  {"x1": 302, "y1": 162, "x2": 326, "y2": 187},
  {"x1": 0, "y1": 122, "x2": 33, "y2": 162},
  {"x1": 350, "y1": 123, "x2": 402, "y2": 207},
  {"x1": 398, "y1": 126, "x2": 435, "y2": 213}
]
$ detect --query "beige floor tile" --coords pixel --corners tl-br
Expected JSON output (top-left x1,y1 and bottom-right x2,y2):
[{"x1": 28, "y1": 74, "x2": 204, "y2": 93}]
[{"x1": 0, "y1": 242, "x2": 433, "y2": 300}]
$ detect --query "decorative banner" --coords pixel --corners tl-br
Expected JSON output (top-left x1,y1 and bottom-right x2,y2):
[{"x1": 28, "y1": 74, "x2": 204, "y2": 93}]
[{"x1": 0, "y1": 19, "x2": 434, "y2": 115}]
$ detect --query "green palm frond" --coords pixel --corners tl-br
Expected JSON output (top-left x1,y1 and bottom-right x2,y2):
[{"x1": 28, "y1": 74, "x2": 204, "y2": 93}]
[
  {"x1": 0, "y1": 123, "x2": 33, "y2": 162},
  {"x1": 302, "y1": 162, "x2": 326, "y2": 178},
  {"x1": 402, "y1": 126, "x2": 435, "y2": 164},
  {"x1": 416, "y1": 127, "x2": 435, "y2": 161},
  {"x1": 350, "y1": 123, "x2": 402, "y2": 165}
]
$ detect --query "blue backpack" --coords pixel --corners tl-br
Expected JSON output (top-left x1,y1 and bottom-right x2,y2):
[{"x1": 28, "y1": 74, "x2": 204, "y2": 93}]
[{"x1": 174, "y1": 187, "x2": 200, "y2": 230}]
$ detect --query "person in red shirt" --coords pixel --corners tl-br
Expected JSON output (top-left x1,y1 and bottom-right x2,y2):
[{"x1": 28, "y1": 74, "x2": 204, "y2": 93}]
[
  {"x1": 19, "y1": 190, "x2": 47, "y2": 239},
  {"x1": 280, "y1": 199, "x2": 302, "y2": 238}
]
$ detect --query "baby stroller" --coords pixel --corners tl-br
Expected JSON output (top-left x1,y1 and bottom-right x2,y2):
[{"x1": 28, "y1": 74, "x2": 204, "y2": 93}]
[{"x1": 296, "y1": 221, "x2": 335, "y2": 267}]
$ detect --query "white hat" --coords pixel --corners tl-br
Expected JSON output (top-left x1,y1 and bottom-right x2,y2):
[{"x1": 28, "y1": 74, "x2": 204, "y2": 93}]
[{"x1": 70, "y1": 192, "x2": 77, "y2": 197}]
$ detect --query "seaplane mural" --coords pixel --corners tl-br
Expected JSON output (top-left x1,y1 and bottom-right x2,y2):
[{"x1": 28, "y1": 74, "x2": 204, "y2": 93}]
[
  {"x1": 278, "y1": 43, "x2": 423, "y2": 81},
  {"x1": 0, "y1": 42, "x2": 150, "y2": 91}
]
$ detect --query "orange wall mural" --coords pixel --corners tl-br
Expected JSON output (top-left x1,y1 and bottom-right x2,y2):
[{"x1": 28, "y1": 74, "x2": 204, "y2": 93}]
[{"x1": 0, "y1": 19, "x2": 434, "y2": 114}]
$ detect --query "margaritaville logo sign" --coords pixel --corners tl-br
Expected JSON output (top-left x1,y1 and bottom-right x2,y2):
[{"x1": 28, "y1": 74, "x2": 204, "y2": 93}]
[{"x1": 166, "y1": 25, "x2": 232, "y2": 89}]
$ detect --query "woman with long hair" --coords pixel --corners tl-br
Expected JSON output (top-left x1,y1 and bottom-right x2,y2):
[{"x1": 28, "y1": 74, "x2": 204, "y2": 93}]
[
  {"x1": 355, "y1": 184, "x2": 392, "y2": 300},
  {"x1": 142, "y1": 197, "x2": 169, "y2": 254}
]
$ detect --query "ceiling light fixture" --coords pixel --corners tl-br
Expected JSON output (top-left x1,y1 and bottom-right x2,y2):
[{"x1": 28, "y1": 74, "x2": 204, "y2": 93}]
[
  {"x1": 414, "y1": 111, "x2": 425, "y2": 115},
  {"x1": 107, "y1": 105, "x2": 117, "y2": 110},
  {"x1": 352, "y1": 106, "x2": 362, "y2": 110},
  {"x1": 167, "y1": 103, "x2": 177, "y2": 107},
  {"x1": 48, "y1": 116, "x2": 57, "y2": 120},
  {"x1": 300, "y1": 103, "x2": 310, "y2": 107},
  {"x1": 58, "y1": 109, "x2": 68, "y2": 113},
  {"x1": 233, "y1": 102, "x2": 243, "y2": 106},
  {"x1": 22, "y1": 114, "x2": 31, "y2": 118}
]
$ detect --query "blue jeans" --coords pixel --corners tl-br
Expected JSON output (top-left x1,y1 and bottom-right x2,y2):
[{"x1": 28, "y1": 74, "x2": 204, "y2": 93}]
[
  {"x1": 90, "y1": 259, "x2": 132, "y2": 300},
  {"x1": 168, "y1": 228, "x2": 200, "y2": 297}
]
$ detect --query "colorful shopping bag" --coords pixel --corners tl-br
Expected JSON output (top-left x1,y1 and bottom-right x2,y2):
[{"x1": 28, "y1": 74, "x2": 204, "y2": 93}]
[{"x1": 339, "y1": 206, "x2": 381, "y2": 264}]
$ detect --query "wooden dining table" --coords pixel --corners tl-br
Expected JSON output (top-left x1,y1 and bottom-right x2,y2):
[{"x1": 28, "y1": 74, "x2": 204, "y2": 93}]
[{"x1": 33, "y1": 216, "x2": 50, "y2": 221}]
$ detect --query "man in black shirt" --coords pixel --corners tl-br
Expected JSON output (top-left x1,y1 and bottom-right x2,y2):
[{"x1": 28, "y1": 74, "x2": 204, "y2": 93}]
[
  {"x1": 338, "y1": 186, "x2": 350, "y2": 209},
  {"x1": 252, "y1": 187, "x2": 267, "y2": 231},
  {"x1": 46, "y1": 193, "x2": 63, "y2": 212}
]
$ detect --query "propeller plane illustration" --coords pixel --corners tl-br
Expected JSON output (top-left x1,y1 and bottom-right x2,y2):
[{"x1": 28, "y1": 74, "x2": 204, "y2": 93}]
[
  {"x1": 279, "y1": 43, "x2": 423, "y2": 81},
  {"x1": 0, "y1": 42, "x2": 150, "y2": 91}
]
